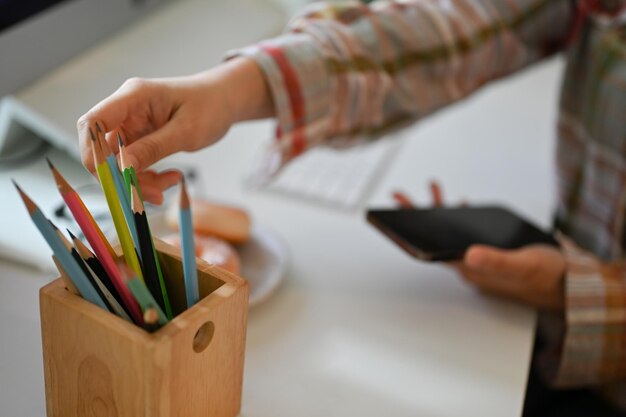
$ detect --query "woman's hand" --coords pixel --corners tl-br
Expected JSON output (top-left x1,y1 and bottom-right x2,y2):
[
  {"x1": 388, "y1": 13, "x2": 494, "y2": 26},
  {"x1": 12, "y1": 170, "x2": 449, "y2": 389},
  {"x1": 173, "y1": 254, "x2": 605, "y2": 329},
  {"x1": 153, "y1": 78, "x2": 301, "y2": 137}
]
[
  {"x1": 453, "y1": 244, "x2": 566, "y2": 311},
  {"x1": 77, "y1": 57, "x2": 273, "y2": 204},
  {"x1": 392, "y1": 183, "x2": 566, "y2": 311}
]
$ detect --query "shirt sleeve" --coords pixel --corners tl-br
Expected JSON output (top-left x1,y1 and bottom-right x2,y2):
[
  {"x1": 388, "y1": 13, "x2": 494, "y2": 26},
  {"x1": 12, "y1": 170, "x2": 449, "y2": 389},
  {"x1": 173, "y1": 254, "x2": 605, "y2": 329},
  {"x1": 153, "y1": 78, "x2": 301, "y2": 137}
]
[
  {"x1": 227, "y1": 0, "x2": 573, "y2": 168},
  {"x1": 538, "y1": 238, "x2": 626, "y2": 405}
]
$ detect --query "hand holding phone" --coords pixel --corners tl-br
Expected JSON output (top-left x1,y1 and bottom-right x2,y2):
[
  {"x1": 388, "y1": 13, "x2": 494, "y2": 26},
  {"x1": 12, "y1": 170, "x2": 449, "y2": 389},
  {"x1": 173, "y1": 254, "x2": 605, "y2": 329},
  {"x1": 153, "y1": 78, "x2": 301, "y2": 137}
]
[
  {"x1": 366, "y1": 206, "x2": 559, "y2": 261},
  {"x1": 367, "y1": 205, "x2": 565, "y2": 309}
]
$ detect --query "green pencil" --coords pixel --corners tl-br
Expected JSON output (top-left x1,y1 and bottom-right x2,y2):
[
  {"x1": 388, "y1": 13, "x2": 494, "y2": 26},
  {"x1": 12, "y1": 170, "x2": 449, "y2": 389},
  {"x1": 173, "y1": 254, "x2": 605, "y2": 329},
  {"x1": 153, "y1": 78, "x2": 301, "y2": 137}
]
[{"x1": 120, "y1": 263, "x2": 168, "y2": 326}]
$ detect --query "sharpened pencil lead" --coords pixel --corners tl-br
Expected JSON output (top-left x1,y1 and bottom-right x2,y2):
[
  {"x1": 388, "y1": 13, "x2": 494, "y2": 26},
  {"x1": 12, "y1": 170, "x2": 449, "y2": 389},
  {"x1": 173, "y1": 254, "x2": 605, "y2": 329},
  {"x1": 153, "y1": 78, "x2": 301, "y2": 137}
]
[
  {"x1": 117, "y1": 131, "x2": 124, "y2": 148},
  {"x1": 67, "y1": 229, "x2": 77, "y2": 240},
  {"x1": 13, "y1": 180, "x2": 37, "y2": 214},
  {"x1": 45, "y1": 157, "x2": 54, "y2": 170},
  {"x1": 89, "y1": 128, "x2": 96, "y2": 142},
  {"x1": 95, "y1": 121, "x2": 103, "y2": 133}
]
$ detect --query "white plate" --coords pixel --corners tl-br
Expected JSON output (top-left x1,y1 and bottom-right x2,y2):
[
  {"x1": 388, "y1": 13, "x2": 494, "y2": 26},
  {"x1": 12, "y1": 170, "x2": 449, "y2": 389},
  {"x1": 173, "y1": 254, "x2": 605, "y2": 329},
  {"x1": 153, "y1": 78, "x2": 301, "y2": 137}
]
[
  {"x1": 236, "y1": 224, "x2": 289, "y2": 307},
  {"x1": 148, "y1": 210, "x2": 289, "y2": 307}
]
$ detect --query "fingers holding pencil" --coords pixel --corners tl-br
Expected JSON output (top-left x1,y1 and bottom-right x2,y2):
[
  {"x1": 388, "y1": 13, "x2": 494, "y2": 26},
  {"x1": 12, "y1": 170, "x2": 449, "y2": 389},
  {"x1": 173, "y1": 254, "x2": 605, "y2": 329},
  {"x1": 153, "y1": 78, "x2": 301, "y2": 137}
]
[{"x1": 88, "y1": 126, "x2": 180, "y2": 205}]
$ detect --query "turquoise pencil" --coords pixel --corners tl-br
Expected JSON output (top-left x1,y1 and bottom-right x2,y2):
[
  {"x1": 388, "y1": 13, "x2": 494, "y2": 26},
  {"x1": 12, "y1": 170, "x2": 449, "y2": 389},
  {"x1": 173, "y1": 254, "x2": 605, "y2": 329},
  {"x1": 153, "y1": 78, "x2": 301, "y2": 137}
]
[
  {"x1": 14, "y1": 181, "x2": 108, "y2": 310},
  {"x1": 179, "y1": 177, "x2": 199, "y2": 308}
]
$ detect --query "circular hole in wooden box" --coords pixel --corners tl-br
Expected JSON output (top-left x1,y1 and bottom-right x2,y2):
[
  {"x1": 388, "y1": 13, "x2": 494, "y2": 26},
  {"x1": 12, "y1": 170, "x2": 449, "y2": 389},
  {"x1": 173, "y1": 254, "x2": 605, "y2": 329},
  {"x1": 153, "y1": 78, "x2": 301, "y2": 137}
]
[{"x1": 193, "y1": 321, "x2": 215, "y2": 353}]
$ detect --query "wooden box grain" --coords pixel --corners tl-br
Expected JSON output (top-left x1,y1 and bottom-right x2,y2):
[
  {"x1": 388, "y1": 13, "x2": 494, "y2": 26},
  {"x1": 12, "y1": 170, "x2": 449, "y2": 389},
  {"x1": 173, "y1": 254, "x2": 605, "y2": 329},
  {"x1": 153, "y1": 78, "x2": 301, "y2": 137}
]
[{"x1": 39, "y1": 240, "x2": 249, "y2": 417}]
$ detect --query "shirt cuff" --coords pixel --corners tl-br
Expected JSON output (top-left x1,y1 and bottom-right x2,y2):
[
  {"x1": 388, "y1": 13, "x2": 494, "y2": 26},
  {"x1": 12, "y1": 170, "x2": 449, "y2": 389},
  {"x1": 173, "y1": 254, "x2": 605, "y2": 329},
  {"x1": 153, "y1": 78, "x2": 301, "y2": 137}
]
[{"x1": 545, "y1": 238, "x2": 626, "y2": 387}]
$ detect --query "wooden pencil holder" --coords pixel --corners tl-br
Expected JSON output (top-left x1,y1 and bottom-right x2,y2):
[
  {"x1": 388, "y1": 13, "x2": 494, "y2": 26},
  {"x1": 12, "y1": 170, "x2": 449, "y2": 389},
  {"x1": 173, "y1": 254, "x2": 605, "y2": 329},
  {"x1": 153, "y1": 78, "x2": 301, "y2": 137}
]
[{"x1": 39, "y1": 239, "x2": 249, "y2": 417}]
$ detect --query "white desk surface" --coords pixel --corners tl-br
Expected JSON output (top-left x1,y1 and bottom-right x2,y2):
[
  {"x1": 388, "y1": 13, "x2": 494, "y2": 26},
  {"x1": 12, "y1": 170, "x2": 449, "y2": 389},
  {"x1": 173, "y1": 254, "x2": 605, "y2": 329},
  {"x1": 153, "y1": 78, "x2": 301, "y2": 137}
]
[{"x1": 0, "y1": 0, "x2": 565, "y2": 415}]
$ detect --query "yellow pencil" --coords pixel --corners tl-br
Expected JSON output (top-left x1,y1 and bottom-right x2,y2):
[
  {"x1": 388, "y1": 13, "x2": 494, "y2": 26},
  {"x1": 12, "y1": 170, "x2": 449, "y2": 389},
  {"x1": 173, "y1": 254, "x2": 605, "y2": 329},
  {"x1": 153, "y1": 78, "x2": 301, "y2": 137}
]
[{"x1": 91, "y1": 123, "x2": 144, "y2": 281}]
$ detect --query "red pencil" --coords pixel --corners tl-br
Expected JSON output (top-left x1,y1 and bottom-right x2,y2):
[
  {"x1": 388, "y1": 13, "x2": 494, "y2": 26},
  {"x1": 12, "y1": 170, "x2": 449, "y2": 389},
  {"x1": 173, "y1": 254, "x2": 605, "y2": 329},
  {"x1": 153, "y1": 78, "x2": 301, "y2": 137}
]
[{"x1": 47, "y1": 156, "x2": 116, "y2": 258}]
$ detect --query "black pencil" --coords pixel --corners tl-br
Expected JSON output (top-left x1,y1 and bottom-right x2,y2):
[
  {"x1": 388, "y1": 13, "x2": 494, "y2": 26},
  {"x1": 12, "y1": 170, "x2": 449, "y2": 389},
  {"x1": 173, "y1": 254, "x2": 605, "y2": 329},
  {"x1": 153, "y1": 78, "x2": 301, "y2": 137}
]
[
  {"x1": 66, "y1": 229, "x2": 133, "y2": 322},
  {"x1": 49, "y1": 222, "x2": 113, "y2": 312},
  {"x1": 130, "y1": 179, "x2": 167, "y2": 313},
  {"x1": 68, "y1": 230, "x2": 127, "y2": 312}
]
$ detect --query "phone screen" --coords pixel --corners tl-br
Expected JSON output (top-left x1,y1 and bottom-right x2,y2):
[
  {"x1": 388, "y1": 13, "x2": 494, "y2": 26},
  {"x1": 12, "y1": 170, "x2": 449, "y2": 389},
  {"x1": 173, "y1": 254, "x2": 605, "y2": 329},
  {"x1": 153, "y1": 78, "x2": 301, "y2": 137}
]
[{"x1": 366, "y1": 206, "x2": 558, "y2": 261}]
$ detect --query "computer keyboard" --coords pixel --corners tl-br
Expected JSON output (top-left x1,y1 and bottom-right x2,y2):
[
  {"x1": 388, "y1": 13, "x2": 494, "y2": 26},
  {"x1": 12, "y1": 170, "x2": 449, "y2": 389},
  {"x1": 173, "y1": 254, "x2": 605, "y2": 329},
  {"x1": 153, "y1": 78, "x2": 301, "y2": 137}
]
[{"x1": 257, "y1": 134, "x2": 404, "y2": 210}]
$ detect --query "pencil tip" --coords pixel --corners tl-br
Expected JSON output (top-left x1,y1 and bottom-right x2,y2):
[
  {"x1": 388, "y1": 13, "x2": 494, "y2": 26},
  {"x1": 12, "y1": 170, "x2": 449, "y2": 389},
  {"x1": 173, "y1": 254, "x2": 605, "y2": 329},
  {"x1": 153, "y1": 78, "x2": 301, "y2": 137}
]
[
  {"x1": 95, "y1": 121, "x2": 103, "y2": 133},
  {"x1": 67, "y1": 229, "x2": 76, "y2": 240},
  {"x1": 117, "y1": 131, "x2": 124, "y2": 148},
  {"x1": 89, "y1": 128, "x2": 96, "y2": 142},
  {"x1": 45, "y1": 157, "x2": 54, "y2": 170},
  {"x1": 179, "y1": 175, "x2": 190, "y2": 208},
  {"x1": 12, "y1": 180, "x2": 38, "y2": 213}
]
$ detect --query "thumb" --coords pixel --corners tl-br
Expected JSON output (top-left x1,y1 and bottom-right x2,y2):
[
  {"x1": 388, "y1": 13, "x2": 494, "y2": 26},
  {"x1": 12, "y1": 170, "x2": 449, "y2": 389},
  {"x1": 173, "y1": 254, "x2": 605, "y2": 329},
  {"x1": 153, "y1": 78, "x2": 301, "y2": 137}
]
[
  {"x1": 464, "y1": 245, "x2": 533, "y2": 274},
  {"x1": 124, "y1": 121, "x2": 183, "y2": 171}
]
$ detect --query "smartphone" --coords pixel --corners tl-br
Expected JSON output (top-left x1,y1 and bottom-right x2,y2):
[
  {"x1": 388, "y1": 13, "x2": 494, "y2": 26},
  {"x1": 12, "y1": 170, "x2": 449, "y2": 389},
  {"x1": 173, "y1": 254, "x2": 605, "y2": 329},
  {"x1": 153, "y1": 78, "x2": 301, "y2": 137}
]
[{"x1": 366, "y1": 206, "x2": 559, "y2": 261}]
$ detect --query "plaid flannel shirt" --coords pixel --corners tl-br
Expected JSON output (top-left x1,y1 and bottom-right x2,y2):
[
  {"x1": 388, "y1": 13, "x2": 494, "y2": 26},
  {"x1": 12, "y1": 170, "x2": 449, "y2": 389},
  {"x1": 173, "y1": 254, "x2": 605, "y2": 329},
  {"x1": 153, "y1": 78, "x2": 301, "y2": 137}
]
[{"x1": 230, "y1": 0, "x2": 626, "y2": 409}]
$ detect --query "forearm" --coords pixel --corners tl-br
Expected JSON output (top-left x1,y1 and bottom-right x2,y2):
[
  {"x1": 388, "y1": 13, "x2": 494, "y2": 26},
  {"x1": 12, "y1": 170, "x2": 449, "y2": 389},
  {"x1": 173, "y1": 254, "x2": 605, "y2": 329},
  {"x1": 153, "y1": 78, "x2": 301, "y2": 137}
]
[
  {"x1": 228, "y1": 0, "x2": 574, "y2": 162},
  {"x1": 191, "y1": 57, "x2": 274, "y2": 124}
]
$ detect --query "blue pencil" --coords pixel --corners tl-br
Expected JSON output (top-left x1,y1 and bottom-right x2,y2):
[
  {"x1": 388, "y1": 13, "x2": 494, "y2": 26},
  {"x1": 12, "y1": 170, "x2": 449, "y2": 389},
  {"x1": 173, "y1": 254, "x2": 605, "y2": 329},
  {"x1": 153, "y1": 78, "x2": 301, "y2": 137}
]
[
  {"x1": 14, "y1": 181, "x2": 108, "y2": 310},
  {"x1": 179, "y1": 177, "x2": 199, "y2": 307},
  {"x1": 95, "y1": 123, "x2": 141, "y2": 258}
]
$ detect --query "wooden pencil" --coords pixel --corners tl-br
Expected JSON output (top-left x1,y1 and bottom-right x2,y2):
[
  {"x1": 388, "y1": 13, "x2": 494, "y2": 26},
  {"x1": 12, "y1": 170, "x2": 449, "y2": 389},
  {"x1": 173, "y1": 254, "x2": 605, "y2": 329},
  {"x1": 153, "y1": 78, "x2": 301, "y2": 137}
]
[
  {"x1": 179, "y1": 177, "x2": 199, "y2": 308},
  {"x1": 48, "y1": 140, "x2": 143, "y2": 324},
  {"x1": 59, "y1": 227, "x2": 133, "y2": 324},
  {"x1": 96, "y1": 123, "x2": 141, "y2": 255},
  {"x1": 119, "y1": 263, "x2": 168, "y2": 325},
  {"x1": 47, "y1": 157, "x2": 116, "y2": 258},
  {"x1": 14, "y1": 181, "x2": 108, "y2": 310},
  {"x1": 68, "y1": 229, "x2": 129, "y2": 316},
  {"x1": 92, "y1": 123, "x2": 144, "y2": 282},
  {"x1": 130, "y1": 179, "x2": 172, "y2": 319},
  {"x1": 119, "y1": 131, "x2": 171, "y2": 319},
  {"x1": 50, "y1": 222, "x2": 114, "y2": 312},
  {"x1": 52, "y1": 256, "x2": 79, "y2": 295},
  {"x1": 118, "y1": 132, "x2": 141, "y2": 200},
  {"x1": 143, "y1": 307, "x2": 161, "y2": 333}
]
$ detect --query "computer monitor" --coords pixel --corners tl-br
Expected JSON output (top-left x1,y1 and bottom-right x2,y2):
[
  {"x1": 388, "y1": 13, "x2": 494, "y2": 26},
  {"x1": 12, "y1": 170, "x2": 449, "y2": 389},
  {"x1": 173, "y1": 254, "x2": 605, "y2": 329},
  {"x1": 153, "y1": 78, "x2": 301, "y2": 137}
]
[
  {"x1": 0, "y1": 0, "x2": 169, "y2": 97},
  {"x1": 0, "y1": 0, "x2": 170, "y2": 163}
]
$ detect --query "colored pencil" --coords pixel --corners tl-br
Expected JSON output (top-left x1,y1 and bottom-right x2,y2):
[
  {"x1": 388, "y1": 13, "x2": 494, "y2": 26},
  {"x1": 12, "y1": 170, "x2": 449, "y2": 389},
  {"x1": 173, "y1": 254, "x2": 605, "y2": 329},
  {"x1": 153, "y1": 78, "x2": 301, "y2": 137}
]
[
  {"x1": 14, "y1": 181, "x2": 108, "y2": 310},
  {"x1": 49, "y1": 144, "x2": 143, "y2": 324},
  {"x1": 69, "y1": 235, "x2": 131, "y2": 322},
  {"x1": 69, "y1": 230, "x2": 131, "y2": 320},
  {"x1": 52, "y1": 256, "x2": 79, "y2": 295},
  {"x1": 130, "y1": 179, "x2": 172, "y2": 319},
  {"x1": 47, "y1": 158, "x2": 116, "y2": 258},
  {"x1": 91, "y1": 124, "x2": 144, "y2": 282},
  {"x1": 143, "y1": 308, "x2": 161, "y2": 333},
  {"x1": 118, "y1": 132, "x2": 141, "y2": 201},
  {"x1": 119, "y1": 132, "x2": 171, "y2": 318},
  {"x1": 50, "y1": 222, "x2": 115, "y2": 313},
  {"x1": 120, "y1": 263, "x2": 168, "y2": 326},
  {"x1": 96, "y1": 123, "x2": 141, "y2": 256},
  {"x1": 179, "y1": 177, "x2": 199, "y2": 308}
]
